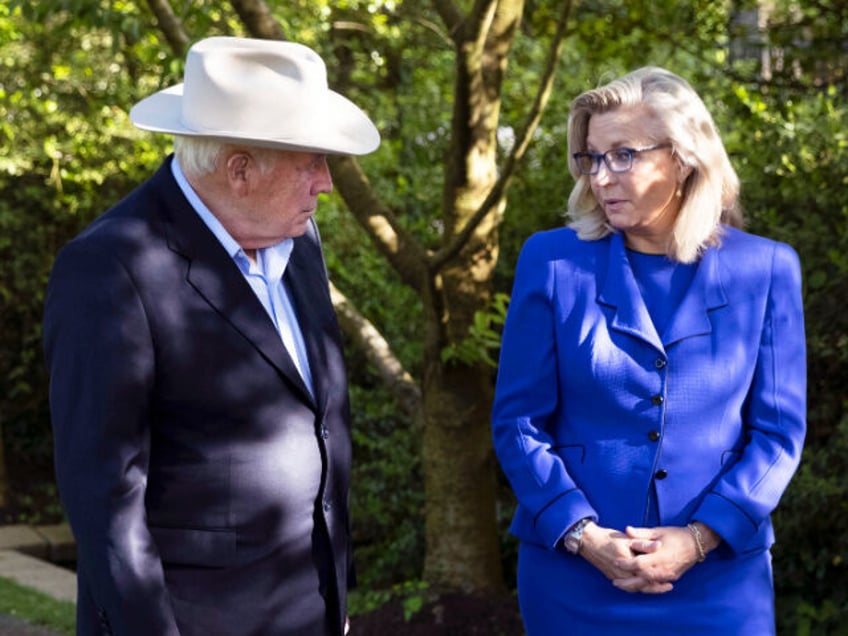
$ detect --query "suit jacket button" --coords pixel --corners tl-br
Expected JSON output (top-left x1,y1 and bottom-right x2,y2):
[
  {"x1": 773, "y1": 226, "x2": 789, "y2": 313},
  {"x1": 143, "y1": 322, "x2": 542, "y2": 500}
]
[
  {"x1": 321, "y1": 426, "x2": 330, "y2": 439},
  {"x1": 655, "y1": 469, "x2": 668, "y2": 480},
  {"x1": 323, "y1": 501, "x2": 331, "y2": 513},
  {"x1": 648, "y1": 430, "x2": 660, "y2": 442},
  {"x1": 651, "y1": 394, "x2": 664, "y2": 406}
]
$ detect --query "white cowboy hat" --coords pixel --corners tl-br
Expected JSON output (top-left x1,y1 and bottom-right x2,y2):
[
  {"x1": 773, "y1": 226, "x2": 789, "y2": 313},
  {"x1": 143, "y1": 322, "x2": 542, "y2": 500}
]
[{"x1": 129, "y1": 36, "x2": 380, "y2": 155}]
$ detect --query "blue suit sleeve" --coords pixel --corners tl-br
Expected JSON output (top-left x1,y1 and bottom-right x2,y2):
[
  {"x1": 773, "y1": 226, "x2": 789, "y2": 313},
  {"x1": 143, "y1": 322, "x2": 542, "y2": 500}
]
[
  {"x1": 43, "y1": 238, "x2": 179, "y2": 635},
  {"x1": 694, "y1": 242, "x2": 807, "y2": 553},
  {"x1": 491, "y1": 235, "x2": 596, "y2": 548}
]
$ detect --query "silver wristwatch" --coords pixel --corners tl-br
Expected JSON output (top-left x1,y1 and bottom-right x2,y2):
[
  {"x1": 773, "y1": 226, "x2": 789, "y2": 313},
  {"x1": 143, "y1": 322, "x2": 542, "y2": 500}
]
[{"x1": 563, "y1": 517, "x2": 591, "y2": 554}]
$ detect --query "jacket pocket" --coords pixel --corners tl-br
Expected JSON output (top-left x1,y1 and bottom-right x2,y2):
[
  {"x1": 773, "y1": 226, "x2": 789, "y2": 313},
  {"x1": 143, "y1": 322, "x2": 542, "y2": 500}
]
[
  {"x1": 149, "y1": 526, "x2": 237, "y2": 568},
  {"x1": 553, "y1": 443, "x2": 586, "y2": 465},
  {"x1": 146, "y1": 460, "x2": 231, "y2": 528}
]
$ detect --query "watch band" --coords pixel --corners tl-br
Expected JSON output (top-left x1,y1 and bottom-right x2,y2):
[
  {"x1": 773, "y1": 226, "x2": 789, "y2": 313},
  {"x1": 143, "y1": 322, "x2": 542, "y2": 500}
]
[{"x1": 563, "y1": 517, "x2": 591, "y2": 555}]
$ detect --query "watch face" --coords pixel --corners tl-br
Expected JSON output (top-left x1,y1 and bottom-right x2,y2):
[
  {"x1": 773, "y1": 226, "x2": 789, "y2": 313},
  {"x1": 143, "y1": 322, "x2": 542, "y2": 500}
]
[{"x1": 564, "y1": 519, "x2": 588, "y2": 554}]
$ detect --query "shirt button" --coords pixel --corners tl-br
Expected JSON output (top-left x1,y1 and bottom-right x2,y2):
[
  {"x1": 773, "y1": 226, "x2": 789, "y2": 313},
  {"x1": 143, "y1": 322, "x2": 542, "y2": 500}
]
[
  {"x1": 654, "y1": 358, "x2": 667, "y2": 369},
  {"x1": 655, "y1": 469, "x2": 668, "y2": 480},
  {"x1": 651, "y1": 394, "x2": 664, "y2": 406},
  {"x1": 648, "y1": 430, "x2": 660, "y2": 442}
]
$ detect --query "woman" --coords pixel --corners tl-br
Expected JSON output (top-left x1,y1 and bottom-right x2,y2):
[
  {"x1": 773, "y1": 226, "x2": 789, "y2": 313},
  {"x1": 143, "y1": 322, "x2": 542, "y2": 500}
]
[{"x1": 491, "y1": 67, "x2": 806, "y2": 635}]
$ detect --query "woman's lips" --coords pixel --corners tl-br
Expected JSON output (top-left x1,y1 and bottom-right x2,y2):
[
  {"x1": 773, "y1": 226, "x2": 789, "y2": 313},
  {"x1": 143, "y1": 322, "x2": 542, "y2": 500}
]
[{"x1": 604, "y1": 198, "x2": 627, "y2": 213}]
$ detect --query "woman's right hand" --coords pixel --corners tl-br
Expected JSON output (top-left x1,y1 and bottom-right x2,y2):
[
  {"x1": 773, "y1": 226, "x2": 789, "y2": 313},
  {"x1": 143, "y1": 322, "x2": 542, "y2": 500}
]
[{"x1": 577, "y1": 521, "x2": 672, "y2": 594}]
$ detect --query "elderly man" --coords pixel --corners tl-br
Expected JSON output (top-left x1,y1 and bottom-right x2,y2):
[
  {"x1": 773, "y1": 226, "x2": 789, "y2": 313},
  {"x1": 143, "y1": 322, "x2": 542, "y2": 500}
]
[{"x1": 43, "y1": 36, "x2": 379, "y2": 636}]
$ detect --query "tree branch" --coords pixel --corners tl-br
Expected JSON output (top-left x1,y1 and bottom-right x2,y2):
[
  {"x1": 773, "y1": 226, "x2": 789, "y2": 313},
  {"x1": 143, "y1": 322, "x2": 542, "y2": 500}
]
[
  {"x1": 430, "y1": 0, "x2": 575, "y2": 271},
  {"x1": 329, "y1": 281, "x2": 422, "y2": 418},
  {"x1": 467, "y1": 0, "x2": 500, "y2": 47},
  {"x1": 430, "y1": 0, "x2": 466, "y2": 40},
  {"x1": 228, "y1": 0, "x2": 286, "y2": 40},
  {"x1": 329, "y1": 156, "x2": 431, "y2": 293},
  {"x1": 143, "y1": 0, "x2": 191, "y2": 55}
]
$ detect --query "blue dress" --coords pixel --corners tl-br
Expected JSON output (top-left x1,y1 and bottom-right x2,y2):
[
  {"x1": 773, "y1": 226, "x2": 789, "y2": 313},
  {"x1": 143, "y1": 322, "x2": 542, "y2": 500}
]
[{"x1": 491, "y1": 228, "x2": 806, "y2": 635}]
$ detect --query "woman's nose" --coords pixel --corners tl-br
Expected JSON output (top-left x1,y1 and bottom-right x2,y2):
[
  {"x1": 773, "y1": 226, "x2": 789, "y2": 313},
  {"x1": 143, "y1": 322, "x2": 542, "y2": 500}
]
[{"x1": 592, "y1": 160, "x2": 616, "y2": 186}]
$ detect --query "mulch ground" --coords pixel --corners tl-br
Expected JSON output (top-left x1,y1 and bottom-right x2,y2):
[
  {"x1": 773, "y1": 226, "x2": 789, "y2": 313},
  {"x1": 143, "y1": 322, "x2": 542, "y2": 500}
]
[{"x1": 351, "y1": 592, "x2": 525, "y2": 636}]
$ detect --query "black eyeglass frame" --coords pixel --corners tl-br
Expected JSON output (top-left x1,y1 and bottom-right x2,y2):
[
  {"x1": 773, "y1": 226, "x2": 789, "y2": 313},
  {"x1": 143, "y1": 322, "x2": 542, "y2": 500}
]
[{"x1": 572, "y1": 143, "x2": 672, "y2": 176}]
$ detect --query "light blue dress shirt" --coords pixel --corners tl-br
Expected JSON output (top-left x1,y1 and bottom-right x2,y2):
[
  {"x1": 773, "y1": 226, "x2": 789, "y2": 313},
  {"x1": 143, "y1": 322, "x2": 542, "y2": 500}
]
[{"x1": 171, "y1": 158, "x2": 314, "y2": 396}]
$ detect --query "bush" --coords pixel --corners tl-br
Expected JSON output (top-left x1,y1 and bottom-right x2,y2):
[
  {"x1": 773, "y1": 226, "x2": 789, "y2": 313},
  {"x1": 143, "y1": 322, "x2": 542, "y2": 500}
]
[{"x1": 773, "y1": 412, "x2": 848, "y2": 635}]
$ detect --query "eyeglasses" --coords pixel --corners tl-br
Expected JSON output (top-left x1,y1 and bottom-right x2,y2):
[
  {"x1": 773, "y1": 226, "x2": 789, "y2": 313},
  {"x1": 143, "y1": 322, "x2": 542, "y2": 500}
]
[{"x1": 572, "y1": 143, "x2": 671, "y2": 176}]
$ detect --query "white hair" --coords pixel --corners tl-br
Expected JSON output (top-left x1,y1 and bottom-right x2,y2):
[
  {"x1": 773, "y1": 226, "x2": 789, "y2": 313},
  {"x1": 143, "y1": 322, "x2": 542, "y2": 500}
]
[{"x1": 173, "y1": 136, "x2": 280, "y2": 177}]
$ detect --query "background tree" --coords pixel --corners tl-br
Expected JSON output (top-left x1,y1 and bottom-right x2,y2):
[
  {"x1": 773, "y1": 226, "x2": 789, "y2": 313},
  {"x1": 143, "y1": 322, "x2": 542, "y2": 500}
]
[{"x1": 1, "y1": 0, "x2": 845, "y2": 632}]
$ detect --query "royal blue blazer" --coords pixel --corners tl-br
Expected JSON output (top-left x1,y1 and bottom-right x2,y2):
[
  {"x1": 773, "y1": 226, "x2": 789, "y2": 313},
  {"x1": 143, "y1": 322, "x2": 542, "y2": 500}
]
[{"x1": 492, "y1": 226, "x2": 806, "y2": 557}]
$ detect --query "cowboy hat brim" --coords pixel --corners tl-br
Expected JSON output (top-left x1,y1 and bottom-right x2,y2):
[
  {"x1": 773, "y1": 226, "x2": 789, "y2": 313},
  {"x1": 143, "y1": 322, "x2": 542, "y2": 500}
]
[{"x1": 130, "y1": 84, "x2": 380, "y2": 156}]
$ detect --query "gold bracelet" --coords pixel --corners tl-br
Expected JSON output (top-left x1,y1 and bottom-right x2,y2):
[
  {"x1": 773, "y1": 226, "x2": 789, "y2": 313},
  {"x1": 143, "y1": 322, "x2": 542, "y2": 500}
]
[{"x1": 688, "y1": 523, "x2": 706, "y2": 562}]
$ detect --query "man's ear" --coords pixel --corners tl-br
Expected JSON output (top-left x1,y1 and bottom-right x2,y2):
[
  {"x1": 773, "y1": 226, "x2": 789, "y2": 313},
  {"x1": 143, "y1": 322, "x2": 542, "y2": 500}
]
[{"x1": 225, "y1": 152, "x2": 252, "y2": 193}]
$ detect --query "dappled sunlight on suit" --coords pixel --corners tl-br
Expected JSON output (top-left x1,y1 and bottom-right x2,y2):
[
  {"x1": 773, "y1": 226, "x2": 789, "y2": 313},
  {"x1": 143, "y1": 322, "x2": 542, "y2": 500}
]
[{"x1": 43, "y1": 157, "x2": 353, "y2": 636}]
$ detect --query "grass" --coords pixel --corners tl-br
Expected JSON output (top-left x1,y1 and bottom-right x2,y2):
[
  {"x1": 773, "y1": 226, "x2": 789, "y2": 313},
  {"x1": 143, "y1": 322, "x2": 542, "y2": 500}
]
[{"x1": 0, "y1": 576, "x2": 75, "y2": 635}]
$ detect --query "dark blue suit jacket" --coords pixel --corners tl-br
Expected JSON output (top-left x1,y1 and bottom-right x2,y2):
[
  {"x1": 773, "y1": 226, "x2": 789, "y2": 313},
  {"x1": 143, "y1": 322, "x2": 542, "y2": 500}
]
[
  {"x1": 43, "y1": 157, "x2": 353, "y2": 636},
  {"x1": 491, "y1": 226, "x2": 806, "y2": 631}
]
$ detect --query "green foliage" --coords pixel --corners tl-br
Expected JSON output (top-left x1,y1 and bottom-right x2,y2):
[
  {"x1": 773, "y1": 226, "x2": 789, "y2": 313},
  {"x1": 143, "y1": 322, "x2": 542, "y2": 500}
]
[
  {"x1": 772, "y1": 412, "x2": 848, "y2": 635},
  {"x1": 441, "y1": 293, "x2": 510, "y2": 368},
  {"x1": 726, "y1": 82, "x2": 848, "y2": 438},
  {"x1": 348, "y1": 579, "x2": 429, "y2": 619},
  {"x1": 348, "y1": 382, "x2": 424, "y2": 589},
  {"x1": 0, "y1": 1, "x2": 845, "y2": 630},
  {"x1": 0, "y1": 577, "x2": 75, "y2": 635},
  {"x1": 0, "y1": 4, "x2": 165, "y2": 475},
  {"x1": 8, "y1": 482, "x2": 63, "y2": 525},
  {"x1": 319, "y1": 192, "x2": 424, "y2": 375}
]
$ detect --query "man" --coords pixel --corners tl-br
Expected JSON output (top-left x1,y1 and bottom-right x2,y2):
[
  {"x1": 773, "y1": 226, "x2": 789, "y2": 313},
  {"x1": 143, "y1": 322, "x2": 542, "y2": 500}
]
[{"x1": 42, "y1": 36, "x2": 379, "y2": 636}]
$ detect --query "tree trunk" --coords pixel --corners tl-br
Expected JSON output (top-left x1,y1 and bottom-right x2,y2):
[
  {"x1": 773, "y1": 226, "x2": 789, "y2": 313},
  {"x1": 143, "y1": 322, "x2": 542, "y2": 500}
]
[
  {"x1": 0, "y1": 418, "x2": 7, "y2": 508},
  {"x1": 421, "y1": 295, "x2": 504, "y2": 592},
  {"x1": 417, "y1": 0, "x2": 523, "y2": 593},
  {"x1": 220, "y1": 0, "x2": 570, "y2": 595}
]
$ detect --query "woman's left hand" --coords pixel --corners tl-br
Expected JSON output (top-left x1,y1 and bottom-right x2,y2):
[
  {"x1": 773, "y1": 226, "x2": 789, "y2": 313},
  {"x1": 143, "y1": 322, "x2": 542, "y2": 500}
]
[{"x1": 610, "y1": 524, "x2": 717, "y2": 594}]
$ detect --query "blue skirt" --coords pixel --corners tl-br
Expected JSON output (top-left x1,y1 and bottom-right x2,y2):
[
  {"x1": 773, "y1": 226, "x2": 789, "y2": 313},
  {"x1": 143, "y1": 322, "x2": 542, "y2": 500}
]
[{"x1": 517, "y1": 541, "x2": 776, "y2": 636}]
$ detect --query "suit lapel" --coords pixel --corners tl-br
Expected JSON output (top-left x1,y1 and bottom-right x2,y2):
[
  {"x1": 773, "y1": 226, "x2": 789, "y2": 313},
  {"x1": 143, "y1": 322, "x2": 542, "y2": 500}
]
[
  {"x1": 662, "y1": 244, "x2": 727, "y2": 347},
  {"x1": 597, "y1": 233, "x2": 664, "y2": 352},
  {"x1": 153, "y1": 160, "x2": 316, "y2": 407},
  {"x1": 285, "y1": 232, "x2": 332, "y2": 416},
  {"x1": 596, "y1": 232, "x2": 728, "y2": 351}
]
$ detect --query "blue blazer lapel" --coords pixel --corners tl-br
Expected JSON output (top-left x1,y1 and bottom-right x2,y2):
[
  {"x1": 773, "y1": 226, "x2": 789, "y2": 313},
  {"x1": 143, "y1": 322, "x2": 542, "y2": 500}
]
[
  {"x1": 155, "y1": 164, "x2": 316, "y2": 407},
  {"x1": 596, "y1": 231, "x2": 729, "y2": 351},
  {"x1": 663, "y1": 244, "x2": 728, "y2": 347},
  {"x1": 597, "y1": 233, "x2": 664, "y2": 352}
]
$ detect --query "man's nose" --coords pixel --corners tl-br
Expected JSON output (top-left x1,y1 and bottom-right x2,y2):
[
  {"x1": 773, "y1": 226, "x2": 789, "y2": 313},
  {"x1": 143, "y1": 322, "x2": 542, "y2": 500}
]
[{"x1": 313, "y1": 158, "x2": 333, "y2": 195}]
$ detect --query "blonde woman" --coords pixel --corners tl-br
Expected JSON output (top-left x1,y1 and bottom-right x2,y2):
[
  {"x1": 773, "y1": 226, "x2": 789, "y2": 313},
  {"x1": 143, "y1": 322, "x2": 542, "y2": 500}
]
[{"x1": 491, "y1": 67, "x2": 805, "y2": 635}]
